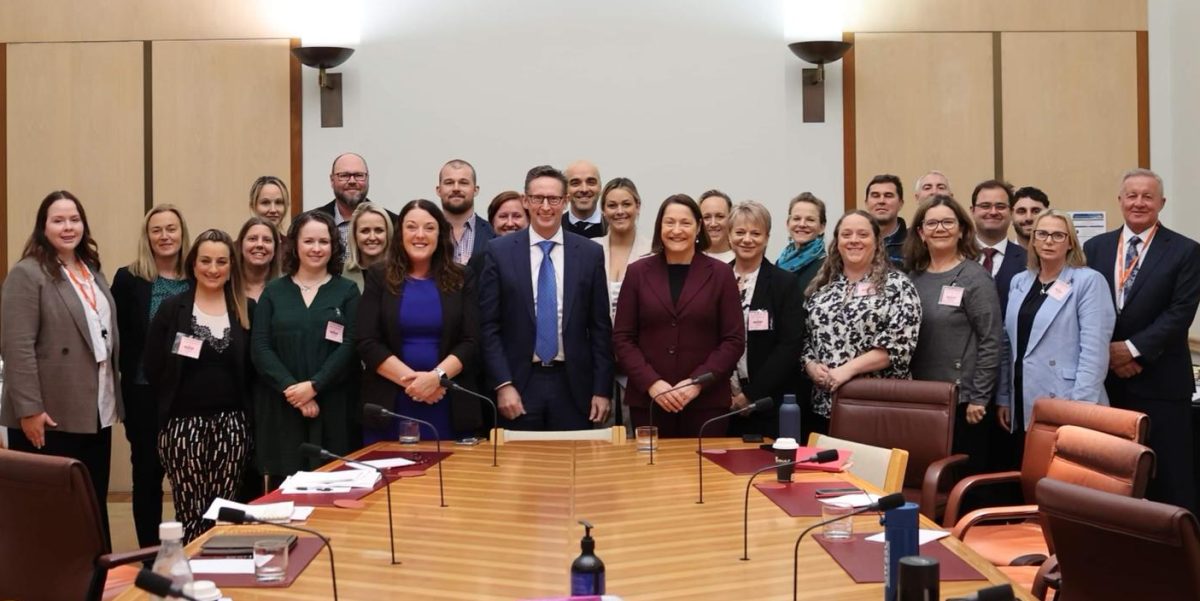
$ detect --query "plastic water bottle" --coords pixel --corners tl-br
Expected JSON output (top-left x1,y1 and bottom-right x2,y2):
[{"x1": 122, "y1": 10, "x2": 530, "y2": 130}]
[
  {"x1": 778, "y1": 394, "x2": 801, "y2": 440},
  {"x1": 150, "y1": 521, "x2": 193, "y2": 601}
]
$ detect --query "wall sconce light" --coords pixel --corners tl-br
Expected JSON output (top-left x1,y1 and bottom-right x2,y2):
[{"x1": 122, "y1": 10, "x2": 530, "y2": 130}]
[
  {"x1": 788, "y1": 40, "x2": 853, "y2": 123},
  {"x1": 292, "y1": 46, "x2": 356, "y2": 128}
]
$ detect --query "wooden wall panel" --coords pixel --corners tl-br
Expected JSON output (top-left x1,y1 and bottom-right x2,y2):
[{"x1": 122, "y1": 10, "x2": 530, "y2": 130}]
[
  {"x1": 6, "y1": 42, "x2": 144, "y2": 272},
  {"x1": 853, "y1": 33, "x2": 995, "y2": 222},
  {"x1": 151, "y1": 39, "x2": 291, "y2": 238},
  {"x1": 1001, "y1": 32, "x2": 1139, "y2": 220},
  {"x1": 0, "y1": 0, "x2": 291, "y2": 43},
  {"x1": 845, "y1": 0, "x2": 1146, "y2": 32}
]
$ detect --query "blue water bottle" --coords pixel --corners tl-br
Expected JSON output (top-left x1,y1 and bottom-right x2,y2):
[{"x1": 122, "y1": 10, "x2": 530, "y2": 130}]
[
  {"x1": 882, "y1": 502, "x2": 920, "y2": 601},
  {"x1": 778, "y1": 394, "x2": 801, "y2": 440}
]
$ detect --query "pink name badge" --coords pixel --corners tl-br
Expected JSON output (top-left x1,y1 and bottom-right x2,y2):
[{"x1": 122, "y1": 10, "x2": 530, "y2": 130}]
[
  {"x1": 939, "y1": 285, "x2": 965, "y2": 307},
  {"x1": 853, "y1": 281, "x2": 876, "y2": 297},
  {"x1": 172, "y1": 333, "x2": 203, "y2": 359},
  {"x1": 325, "y1": 321, "x2": 345, "y2": 343},
  {"x1": 747, "y1": 309, "x2": 771, "y2": 331},
  {"x1": 1048, "y1": 281, "x2": 1071, "y2": 301}
]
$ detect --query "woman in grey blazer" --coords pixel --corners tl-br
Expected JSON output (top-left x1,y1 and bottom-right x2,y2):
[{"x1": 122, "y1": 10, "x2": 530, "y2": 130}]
[{"x1": 0, "y1": 190, "x2": 122, "y2": 545}]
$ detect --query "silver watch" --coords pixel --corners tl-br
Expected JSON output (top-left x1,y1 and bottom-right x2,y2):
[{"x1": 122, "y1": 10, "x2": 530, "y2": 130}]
[{"x1": 434, "y1": 367, "x2": 447, "y2": 381}]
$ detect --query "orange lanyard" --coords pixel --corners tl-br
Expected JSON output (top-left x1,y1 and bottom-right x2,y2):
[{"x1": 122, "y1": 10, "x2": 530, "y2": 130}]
[
  {"x1": 1116, "y1": 222, "x2": 1158, "y2": 293},
  {"x1": 63, "y1": 261, "x2": 98, "y2": 314}
]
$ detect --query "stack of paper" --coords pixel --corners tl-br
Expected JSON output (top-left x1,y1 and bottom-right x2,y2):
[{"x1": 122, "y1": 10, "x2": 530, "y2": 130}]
[
  {"x1": 203, "y1": 498, "x2": 314, "y2": 523},
  {"x1": 816, "y1": 493, "x2": 882, "y2": 508},
  {"x1": 279, "y1": 469, "x2": 380, "y2": 494}
]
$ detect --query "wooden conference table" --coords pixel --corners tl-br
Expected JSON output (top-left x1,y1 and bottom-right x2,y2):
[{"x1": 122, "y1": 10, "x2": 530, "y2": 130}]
[{"x1": 115, "y1": 437, "x2": 1032, "y2": 601}]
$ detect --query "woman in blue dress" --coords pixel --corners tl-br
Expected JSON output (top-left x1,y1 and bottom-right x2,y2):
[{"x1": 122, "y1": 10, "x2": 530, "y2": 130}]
[{"x1": 356, "y1": 199, "x2": 481, "y2": 442}]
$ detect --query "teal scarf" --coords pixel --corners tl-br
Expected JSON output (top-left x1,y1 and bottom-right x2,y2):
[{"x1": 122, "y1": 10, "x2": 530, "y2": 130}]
[{"x1": 776, "y1": 237, "x2": 825, "y2": 273}]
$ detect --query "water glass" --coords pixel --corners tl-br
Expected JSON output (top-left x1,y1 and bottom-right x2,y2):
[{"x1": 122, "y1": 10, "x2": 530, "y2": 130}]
[
  {"x1": 821, "y1": 502, "x2": 855, "y2": 541},
  {"x1": 254, "y1": 539, "x2": 289, "y2": 582},
  {"x1": 398, "y1": 419, "x2": 420, "y2": 444},
  {"x1": 635, "y1": 426, "x2": 658, "y2": 452}
]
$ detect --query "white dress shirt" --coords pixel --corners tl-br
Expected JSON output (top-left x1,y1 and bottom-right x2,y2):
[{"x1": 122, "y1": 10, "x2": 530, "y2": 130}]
[
  {"x1": 529, "y1": 227, "x2": 567, "y2": 362},
  {"x1": 976, "y1": 237, "x2": 1008, "y2": 277},
  {"x1": 61, "y1": 265, "x2": 118, "y2": 428},
  {"x1": 1114, "y1": 223, "x2": 1158, "y2": 358}
]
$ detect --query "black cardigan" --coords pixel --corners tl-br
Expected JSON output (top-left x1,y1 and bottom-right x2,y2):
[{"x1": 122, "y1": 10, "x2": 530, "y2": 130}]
[
  {"x1": 143, "y1": 288, "x2": 254, "y2": 427},
  {"x1": 355, "y1": 263, "x2": 482, "y2": 433},
  {"x1": 110, "y1": 267, "x2": 154, "y2": 389}
]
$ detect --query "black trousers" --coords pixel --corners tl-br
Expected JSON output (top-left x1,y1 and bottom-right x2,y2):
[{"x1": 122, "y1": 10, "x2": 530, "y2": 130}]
[
  {"x1": 122, "y1": 383, "x2": 165, "y2": 548},
  {"x1": 8, "y1": 425, "x2": 114, "y2": 549},
  {"x1": 1117, "y1": 396, "x2": 1196, "y2": 512}
]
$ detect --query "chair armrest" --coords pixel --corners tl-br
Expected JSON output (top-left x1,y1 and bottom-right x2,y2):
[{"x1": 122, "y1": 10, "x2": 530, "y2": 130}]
[
  {"x1": 97, "y1": 546, "x2": 160, "y2": 569},
  {"x1": 941, "y1": 470, "x2": 1022, "y2": 527},
  {"x1": 1031, "y1": 555, "x2": 1059, "y2": 600},
  {"x1": 949, "y1": 504, "x2": 1039, "y2": 540},
  {"x1": 920, "y1": 453, "x2": 970, "y2": 520}
]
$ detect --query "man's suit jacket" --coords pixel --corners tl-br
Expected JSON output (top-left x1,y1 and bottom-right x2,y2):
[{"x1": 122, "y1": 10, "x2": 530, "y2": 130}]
[
  {"x1": 479, "y1": 228, "x2": 613, "y2": 413},
  {"x1": 562, "y1": 213, "x2": 607, "y2": 239},
  {"x1": 0, "y1": 257, "x2": 124, "y2": 433},
  {"x1": 612, "y1": 253, "x2": 745, "y2": 411},
  {"x1": 356, "y1": 264, "x2": 483, "y2": 432},
  {"x1": 463, "y1": 214, "x2": 498, "y2": 278},
  {"x1": 314, "y1": 199, "x2": 400, "y2": 225},
  {"x1": 1084, "y1": 225, "x2": 1200, "y2": 401},
  {"x1": 994, "y1": 241, "x2": 1027, "y2": 314},
  {"x1": 1000, "y1": 266, "x2": 1115, "y2": 430}
]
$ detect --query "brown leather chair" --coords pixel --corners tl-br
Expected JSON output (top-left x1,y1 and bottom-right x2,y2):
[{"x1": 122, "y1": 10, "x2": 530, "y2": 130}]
[
  {"x1": 0, "y1": 449, "x2": 157, "y2": 601},
  {"x1": 830, "y1": 378, "x2": 967, "y2": 519},
  {"x1": 942, "y1": 397, "x2": 1149, "y2": 527},
  {"x1": 1035, "y1": 477, "x2": 1200, "y2": 601},
  {"x1": 951, "y1": 425, "x2": 1155, "y2": 569}
]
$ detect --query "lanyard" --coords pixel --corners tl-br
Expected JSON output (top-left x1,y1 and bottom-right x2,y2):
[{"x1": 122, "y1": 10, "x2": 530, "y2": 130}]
[
  {"x1": 1116, "y1": 222, "x2": 1158, "y2": 293},
  {"x1": 63, "y1": 261, "x2": 98, "y2": 314}
]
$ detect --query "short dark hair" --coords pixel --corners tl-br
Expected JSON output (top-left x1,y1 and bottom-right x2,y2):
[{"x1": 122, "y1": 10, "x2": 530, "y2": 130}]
[
  {"x1": 865, "y1": 174, "x2": 903, "y2": 200},
  {"x1": 1013, "y1": 186, "x2": 1050, "y2": 208},
  {"x1": 524, "y1": 165, "x2": 567, "y2": 195},
  {"x1": 698, "y1": 189, "x2": 732, "y2": 211},
  {"x1": 650, "y1": 194, "x2": 711, "y2": 254},
  {"x1": 283, "y1": 210, "x2": 345, "y2": 276},
  {"x1": 487, "y1": 190, "x2": 526, "y2": 224},
  {"x1": 970, "y1": 179, "x2": 1014, "y2": 207}
]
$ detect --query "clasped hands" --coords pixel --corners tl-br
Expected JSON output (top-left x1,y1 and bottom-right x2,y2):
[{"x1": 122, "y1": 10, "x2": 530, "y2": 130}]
[
  {"x1": 805, "y1": 362, "x2": 854, "y2": 393},
  {"x1": 650, "y1": 378, "x2": 701, "y2": 412},
  {"x1": 1109, "y1": 341, "x2": 1142, "y2": 378},
  {"x1": 283, "y1": 381, "x2": 320, "y2": 418},
  {"x1": 399, "y1": 371, "x2": 446, "y2": 403}
]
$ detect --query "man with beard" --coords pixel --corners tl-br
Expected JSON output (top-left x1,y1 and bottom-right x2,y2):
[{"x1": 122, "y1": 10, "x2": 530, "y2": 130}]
[
  {"x1": 561, "y1": 160, "x2": 607, "y2": 239},
  {"x1": 436, "y1": 159, "x2": 495, "y2": 266},
  {"x1": 316, "y1": 152, "x2": 396, "y2": 258},
  {"x1": 1011, "y1": 186, "x2": 1050, "y2": 248}
]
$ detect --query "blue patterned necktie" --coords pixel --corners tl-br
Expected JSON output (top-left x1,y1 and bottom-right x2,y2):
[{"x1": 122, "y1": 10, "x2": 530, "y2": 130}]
[
  {"x1": 1122, "y1": 235, "x2": 1141, "y2": 302},
  {"x1": 535, "y1": 240, "x2": 558, "y2": 363}
]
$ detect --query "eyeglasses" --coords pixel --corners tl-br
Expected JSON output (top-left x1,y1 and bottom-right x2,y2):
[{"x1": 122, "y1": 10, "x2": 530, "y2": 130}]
[
  {"x1": 526, "y1": 195, "x2": 566, "y2": 207},
  {"x1": 975, "y1": 203, "x2": 1010, "y2": 212},
  {"x1": 1033, "y1": 230, "x2": 1069, "y2": 242},
  {"x1": 334, "y1": 171, "x2": 368, "y2": 182},
  {"x1": 921, "y1": 218, "x2": 958, "y2": 231}
]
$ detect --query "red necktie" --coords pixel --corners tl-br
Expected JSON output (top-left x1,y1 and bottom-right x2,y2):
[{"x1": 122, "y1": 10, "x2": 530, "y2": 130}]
[{"x1": 982, "y1": 247, "x2": 998, "y2": 276}]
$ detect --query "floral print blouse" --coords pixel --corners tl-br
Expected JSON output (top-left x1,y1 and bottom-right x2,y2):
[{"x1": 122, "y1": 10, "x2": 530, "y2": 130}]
[{"x1": 801, "y1": 270, "x2": 922, "y2": 417}]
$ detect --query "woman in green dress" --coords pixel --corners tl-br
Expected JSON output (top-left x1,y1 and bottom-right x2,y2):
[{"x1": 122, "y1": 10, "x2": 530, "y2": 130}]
[{"x1": 251, "y1": 210, "x2": 360, "y2": 478}]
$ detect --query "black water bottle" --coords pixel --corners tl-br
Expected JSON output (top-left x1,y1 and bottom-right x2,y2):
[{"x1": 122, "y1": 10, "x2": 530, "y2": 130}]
[{"x1": 570, "y1": 519, "x2": 606, "y2": 595}]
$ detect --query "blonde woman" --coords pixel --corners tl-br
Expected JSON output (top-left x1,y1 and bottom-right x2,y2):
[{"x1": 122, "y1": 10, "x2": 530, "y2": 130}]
[
  {"x1": 343, "y1": 202, "x2": 394, "y2": 292},
  {"x1": 110, "y1": 203, "x2": 191, "y2": 548},
  {"x1": 249, "y1": 175, "x2": 290, "y2": 230}
]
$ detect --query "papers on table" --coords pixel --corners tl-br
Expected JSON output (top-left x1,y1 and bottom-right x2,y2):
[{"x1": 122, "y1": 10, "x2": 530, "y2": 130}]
[
  {"x1": 189, "y1": 555, "x2": 272, "y2": 574},
  {"x1": 865, "y1": 529, "x2": 951, "y2": 545},
  {"x1": 817, "y1": 493, "x2": 881, "y2": 508},
  {"x1": 203, "y1": 498, "x2": 312, "y2": 523},
  {"x1": 279, "y1": 469, "x2": 380, "y2": 494},
  {"x1": 346, "y1": 456, "x2": 416, "y2": 470}
]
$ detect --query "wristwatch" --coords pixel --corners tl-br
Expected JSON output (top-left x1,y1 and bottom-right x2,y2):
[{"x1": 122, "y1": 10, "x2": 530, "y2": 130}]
[{"x1": 434, "y1": 367, "x2": 447, "y2": 381}]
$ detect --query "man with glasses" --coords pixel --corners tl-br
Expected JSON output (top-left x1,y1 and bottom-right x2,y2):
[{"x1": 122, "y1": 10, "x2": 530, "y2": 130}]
[
  {"x1": 435, "y1": 159, "x2": 495, "y2": 266},
  {"x1": 562, "y1": 160, "x2": 607, "y2": 239},
  {"x1": 479, "y1": 165, "x2": 613, "y2": 431},
  {"x1": 971, "y1": 179, "x2": 1027, "y2": 312},
  {"x1": 1011, "y1": 186, "x2": 1050, "y2": 248},
  {"x1": 316, "y1": 153, "x2": 397, "y2": 258},
  {"x1": 1084, "y1": 168, "x2": 1200, "y2": 512}
]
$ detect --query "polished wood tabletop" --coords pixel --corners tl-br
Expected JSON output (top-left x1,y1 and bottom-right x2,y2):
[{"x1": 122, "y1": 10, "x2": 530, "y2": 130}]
[{"x1": 114, "y1": 437, "x2": 1034, "y2": 601}]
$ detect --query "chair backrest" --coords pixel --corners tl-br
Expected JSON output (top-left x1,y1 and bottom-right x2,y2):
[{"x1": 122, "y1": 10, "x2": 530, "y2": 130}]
[
  {"x1": 1019, "y1": 398, "x2": 1149, "y2": 501},
  {"x1": 808, "y1": 433, "x2": 909, "y2": 494},
  {"x1": 0, "y1": 449, "x2": 108, "y2": 601},
  {"x1": 1037, "y1": 478, "x2": 1200, "y2": 601},
  {"x1": 1045, "y1": 425, "x2": 1155, "y2": 500},
  {"x1": 830, "y1": 378, "x2": 957, "y2": 491},
  {"x1": 494, "y1": 425, "x2": 626, "y2": 445}
]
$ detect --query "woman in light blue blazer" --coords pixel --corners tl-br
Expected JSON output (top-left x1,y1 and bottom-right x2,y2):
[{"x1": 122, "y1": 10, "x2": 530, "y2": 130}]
[{"x1": 997, "y1": 210, "x2": 1115, "y2": 462}]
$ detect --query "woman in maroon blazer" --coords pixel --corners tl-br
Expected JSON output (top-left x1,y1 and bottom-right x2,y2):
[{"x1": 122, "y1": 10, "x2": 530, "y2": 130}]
[{"x1": 613, "y1": 194, "x2": 745, "y2": 437}]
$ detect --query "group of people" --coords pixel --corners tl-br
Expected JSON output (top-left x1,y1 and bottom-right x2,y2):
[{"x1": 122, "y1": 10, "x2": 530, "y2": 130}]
[{"x1": 2, "y1": 154, "x2": 1197, "y2": 552}]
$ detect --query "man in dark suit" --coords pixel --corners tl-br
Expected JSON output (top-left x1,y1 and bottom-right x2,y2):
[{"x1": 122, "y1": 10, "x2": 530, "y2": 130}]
[
  {"x1": 436, "y1": 159, "x2": 495, "y2": 266},
  {"x1": 479, "y1": 165, "x2": 613, "y2": 430},
  {"x1": 971, "y1": 179, "x2": 1027, "y2": 312},
  {"x1": 1084, "y1": 168, "x2": 1200, "y2": 512},
  {"x1": 560, "y1": 160, "x2": 607, "y2": 239},
  {"x1": 314, "y1": 152, "x2": 397, "y2": 258}
]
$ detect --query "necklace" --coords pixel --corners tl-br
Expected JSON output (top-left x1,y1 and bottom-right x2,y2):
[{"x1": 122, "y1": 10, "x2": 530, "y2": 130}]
[
  {"x1": 1038, "y1": 279, "x2": 1056, "y2": 295},
  {"x1": 294, "y1": 273, "x2": 329, "y2": 293}
]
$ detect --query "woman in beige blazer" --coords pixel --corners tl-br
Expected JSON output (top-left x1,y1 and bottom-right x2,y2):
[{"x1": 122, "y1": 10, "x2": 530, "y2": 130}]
[{"x1": 0, "y1": 190, "x2": 122, "y2": 545}]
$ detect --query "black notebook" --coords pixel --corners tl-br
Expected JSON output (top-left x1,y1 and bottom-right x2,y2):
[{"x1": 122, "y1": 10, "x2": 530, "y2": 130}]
[{"x1": 198, "y1": 534, "x2": 298, "y2": 556}]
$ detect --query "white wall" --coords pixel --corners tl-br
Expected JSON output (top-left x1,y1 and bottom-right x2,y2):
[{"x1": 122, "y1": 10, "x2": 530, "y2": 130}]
[{"x1": 299, "y1": 0, "x2": 844, "y2": 256}]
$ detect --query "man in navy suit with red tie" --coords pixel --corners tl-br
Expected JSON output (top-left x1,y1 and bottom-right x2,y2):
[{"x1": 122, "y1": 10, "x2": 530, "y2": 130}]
[
  {"x1": 479, "y1": 165, "x2": 613, "y2": 431},
  {"x1": 1085, "y1": 168, "x2": 1200, "y2": 511}
]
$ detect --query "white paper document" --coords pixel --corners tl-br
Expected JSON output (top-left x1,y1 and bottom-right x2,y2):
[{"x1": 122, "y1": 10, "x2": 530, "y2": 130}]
[
  {"x1": 346, "y1": 456, "x2": 416, "y2": 470},
  {"x1": 203, "y1": 498, "x2": 296, "y2": 523},
  {"x1": 865, "y1": 529, "x2": 951, "y2": 545},
  {"x1": 817, "y1": 493, "x2": 881, "y2": 508},
  {"x1": 281, "y1": 469, "x2": 380, "y2": 492}
]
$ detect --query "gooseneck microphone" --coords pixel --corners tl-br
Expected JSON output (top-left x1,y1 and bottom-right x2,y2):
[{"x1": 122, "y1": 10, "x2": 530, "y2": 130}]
[
  {"x1": 740, "y1": 449, "x2": 840, "y2": 560},
  {"x1": 134, "y1": 569, "x2": 200, "y2": 601},
  {"x1": 697, "y1": 397, "x2": 774, "y2": 504},
  {"x1": 947, "y1": 584, "x2": 1015, "y2": 601},
  {"x1": 792, "y1": 492, "x2": 905, "y2": 601},
  {"x1": 298, "y1": 442, "x2": 399, "y2": 565},
  {"x1": 217, "y1": 506, "x2": 339, "y2": 601},
  {"x1": 362, "y1": 403, "x2": 447, "y2": 508},
  {"x1": 647, "y1": 371, "x2": 715, "y2": 465},
  {"x1": 437, "y1": 374, "x2": 499, "y2": 467}
]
